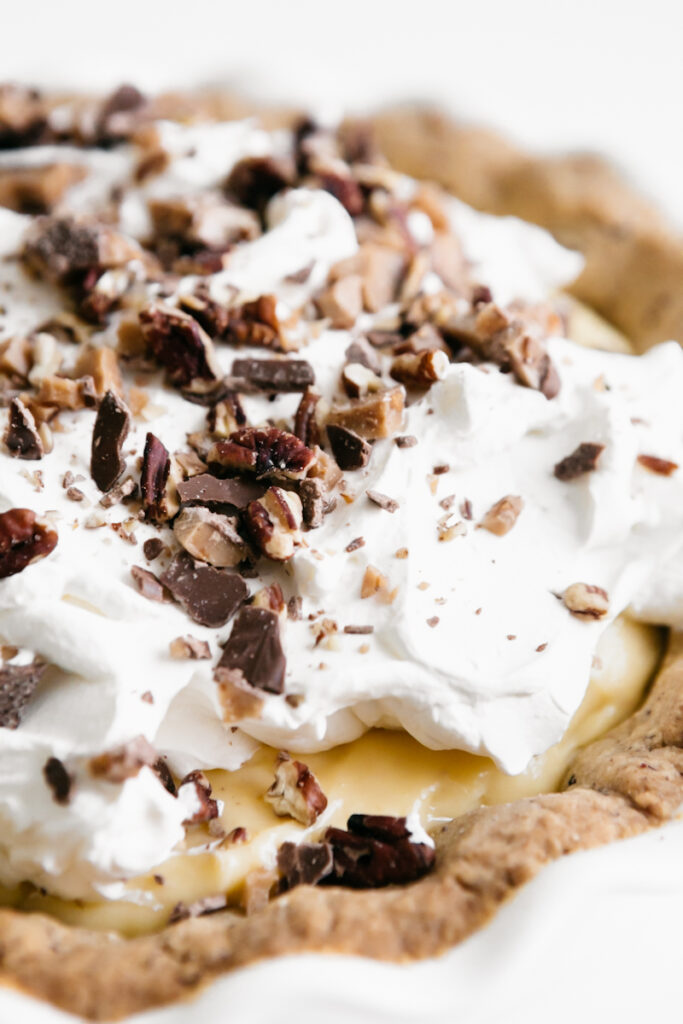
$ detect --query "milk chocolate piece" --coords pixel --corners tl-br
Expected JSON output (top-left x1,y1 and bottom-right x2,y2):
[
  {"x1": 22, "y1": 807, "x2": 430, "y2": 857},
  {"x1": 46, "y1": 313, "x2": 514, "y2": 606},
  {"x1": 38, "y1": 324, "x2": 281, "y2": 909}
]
[
  {"x1": 0, "y1": 659, "x2": 47, "y2": 729},
  {"x1": 130, "y1": 565, "x2": 170, "y2": 603},
  {"x1": 161, "y1": 550, "x2": 248, "y2": 628},
  {"x1": 327, "y1": 424, "x2": 371, "y2": 471},
  {"x1": 554, "y1": 442, "x2": 605, "y2": 481},
  {"x1": 91, "y1": 389, "x2": 130, "y2": 492},
  {"x1": 4, "y1": 398, "x2": 43, "y2": 459},
  {"x1": 177, "y1": 473, "x2": 266, "y2": 513},
  {"x1": 231, "y1": 358, "x2": 315, "y2": 393},
  {"x1": 140, "y1": 432, "x2": 170, "y2": 521},
  {"x1": 217, "y1": 606, "x2": 286, "y2": 694}
]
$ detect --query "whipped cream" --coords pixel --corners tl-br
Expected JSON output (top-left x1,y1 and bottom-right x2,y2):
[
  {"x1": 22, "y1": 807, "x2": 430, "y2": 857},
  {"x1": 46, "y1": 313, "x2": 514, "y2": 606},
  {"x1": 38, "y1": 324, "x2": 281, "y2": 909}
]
[{"x1": 1, "y1": 120, "x2": 683, "y2": 899}]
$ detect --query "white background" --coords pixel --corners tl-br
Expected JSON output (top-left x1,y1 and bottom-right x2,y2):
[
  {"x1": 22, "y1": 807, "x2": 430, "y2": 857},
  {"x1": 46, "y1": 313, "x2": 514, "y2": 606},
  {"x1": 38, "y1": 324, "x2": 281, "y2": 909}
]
[
  {"x1": 1, "y1": 3, "x2": 682, "y2": 1021},
  {"x1": 2, "y1": 0, "x2": 682, "y2": 222}
]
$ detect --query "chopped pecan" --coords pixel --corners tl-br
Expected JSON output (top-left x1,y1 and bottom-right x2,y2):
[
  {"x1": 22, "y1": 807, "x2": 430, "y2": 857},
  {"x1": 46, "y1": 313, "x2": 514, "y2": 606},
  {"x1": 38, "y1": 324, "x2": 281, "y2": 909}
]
[
  {"x1": 554, "y1": 442, "x2": 605, "y2": 481},
  {"x1": 206, "y1": 393, "x2": 247, "y2": 438},
  {"x1": 251, "y1": 582, "x2": 286, "y2": 618},
  {"x1": 174, "y1": 506, "x2": 247, "y2": 567},
  {"x1": 4, "y1": 397, "x2": 43, "y2": 459},
  {"x1": 562, "y1": 583, "x2": 609, "y2": 620},
  {"x1": 293, "y1": 389, "x2": 321, "y2": 448},
  {"x1": 366, "y1": 489, "x2": 399, "y2": 513},
  {"x1": 360, "y1": 565, "x2": 394, "y2": 602},
  {"x1": 94, "y1": 84, "x2": 146, "y2": 145},
  {"x1": 637, "y1": 454, "x2": 678, "y2": 476},
  {"x1": 0, "y1": 336, "x2": 31, "y2": 381},
  {"x1": 216, "y1": 605, "x2": 286, "y2": 695},
  {"x1": 0, "y1": 658, "x2": 47, "y2": 729},
  {"x1": 148, "y1": 193, "x2": 260, "y2": 251},
  {"x1": 265, "y1": 755, "x2": 328, "y2": 826},
  {"x1": 323, "y1": 814, "x2": 435, "y2": 888},
  {"x1": 89, "y1": 736, "x2": 157, "y2": 783},
  {"x1": 225, "y1": 155, "x2": 295, "y2": 215},
  {"x1": 43, "y1": 757, "x2": 73, "y2": 806},
  {"x1": 298, "y1": 477, "x2": 332, "y2": 528},
  {"x1": 390, "y1": 349, "x2": 449, "y2": 388},
  {"x1": 325, "y1": 386, "x2": 404, "y2": 440},
  {"x1": 231, "y1": 357, "x2": 315, "y2": 393},
  {"x1": 243, "y1": 486, "x2": 303, "y2": 561},
  {"x1": 139, "y1": 304, "x2": 220, "y2": 387},
  {"x1": 99, "y1": 476, "x2": 136, "y2": 509},
  {"x1": 91, "y1": 389, "x2": 130, "y2": 492},
  {"x1": 316, "y1": 275, "x2": 363, "y2": 329},
  {"x1": 177, "y1": 770, "x2": 219, "y2": 825},
  {"x1": 0, "y1": 508, "x2": 58, "y2": 579},
  {"x1": 140, "y1": 433, "x2": 180, "y2": 523},
  {"x1": 0, "y1": 162, "x2": 86, "y2": 214},
  {"x1": 206, "y1": 293, "x2": 288, "y2": 349},
  {"x1": 341, "y1": 362, "x2": 383, "y2": 399},
  {"x1": 479, "y1": 495, "x2": 523, "y2": 536},
  {"x1": 277, "y1": 841, "x2": 334, "y2": 890},
  {"x1": 209, "y1": 427, "x2": 315, "y2": 481},
  {"x1": 160, "y1": 550, "x2": 248, "y2": 628},
  {"x1": 169, "y1": 635, "x2": 212, "y2": 660}
]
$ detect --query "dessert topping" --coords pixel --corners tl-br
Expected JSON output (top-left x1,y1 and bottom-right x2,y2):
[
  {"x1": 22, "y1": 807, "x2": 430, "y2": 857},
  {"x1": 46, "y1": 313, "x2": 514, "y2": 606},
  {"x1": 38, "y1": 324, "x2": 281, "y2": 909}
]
[
  {"x1": 160, "y1": 551, "x2": 248, "y2": 628},
  {"x1": 215, "y1": 605, "x2": 286, "y2": 694},
  {"x1": 4, "y1": 397, "x2": 43, "y2": 460},
  {"x1": 0, "y1": 658, "x2": 47, "y2": 729},
  {"x1": 0, "y1": 508, "x2": 58, "y2": 579},
  {"x1": 265, "y1": 754, "x2": 328, "y2": 826},
  {"x1": 209, "y1": 427, "x2": 315, "y2": 480},
  {"x1": 554, "y1": 442, "x2": 605, "y2": 481},
  {"x1": 562, "y1": 583, "x2": 610, "y2": 620},
  {"x1": 479, "y1": 495, "x2": 523, "y2": 536},
  {"x1": 90, "y1": 389, "x2": 130, "y2": 492}
]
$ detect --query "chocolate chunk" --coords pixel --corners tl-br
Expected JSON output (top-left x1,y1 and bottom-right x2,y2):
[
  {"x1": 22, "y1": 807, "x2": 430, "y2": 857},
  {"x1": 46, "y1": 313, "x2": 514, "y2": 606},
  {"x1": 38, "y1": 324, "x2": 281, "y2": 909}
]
[
  {"x1": 130, "y1": 565, "x2": 171, "y2": 603},
  {"x1": 225, "y1": 156, "x2": 294, "y2": 215},
  {"x1": 327, "y1": 424, "x2": 371, "y2": 471},
  {"x1": 231, "y1": 358, "x2": 315, "y2": 393},
  {"x1": 554, "y1": 442, "x2": 605, "y2": 481},
  {"x1": 277, "y1": 841, "x2": 334, "y2": 890},
  {"x1": 345, "y1": 338, "x2": 381, "y2": 374},
  {"x1": 323, "y1": 814, "x2": 435, "y2": 888},
  {"x1": 0, "y1": 659, "x2": 47, "y2": 729},
  {"x1": 89, "y1": 736, "x2": 157, "y2": 783},
  {"x1": 143, "y1": 537, "x2": 164, "y2": 561},
  {"x1": 4, "y1": 398, "x2": 43, "y2": 460},
  {"x1": 395, "y1": 435, "x2": 417, "y2": 448},
  {"x1": 293, "y1": 389, "x2": 320, "y2": 448},
  {"x1": 0, "y1": 508, "x2": 58, "y2": 579},
  {"x1": 161, "y1": 550, "x2": 248, "y2": 628},
  {"x1": 91, "y1": 389, "x2": 130, "y2": 492},
  {"x1": 177, "y1": 473, "x2": 266, "y2": 513},
  {"x1": 43, "y1": 756, "x2": 73, "y2": 805},
  {"x1": 217, "y1": 606, "x2": 286, "y2": 694},
  {"x1": 637, "y1": 453, "x2": 679, "y2": 476},
  {"x1": 168, "y1": 894, "x2": 227, "y2": 925},
  {"x1": 318, "y1": 171, "x2": 364, "y2": 217},
  {"x1": 209, "y1": 427, "x2": 315, "y2": 481},
  {"x1": 366, "y1": 489, "x2": 399, "y2": 513},
  {"x1": 139, "y1": 304, "x2": 220, "y2": 387},
  {"x1": 95, "y1": 84, "x2": 146, "y2": 145},
  {"x1": 140, "y1": 432, "x2": 170, "y2": 521}
]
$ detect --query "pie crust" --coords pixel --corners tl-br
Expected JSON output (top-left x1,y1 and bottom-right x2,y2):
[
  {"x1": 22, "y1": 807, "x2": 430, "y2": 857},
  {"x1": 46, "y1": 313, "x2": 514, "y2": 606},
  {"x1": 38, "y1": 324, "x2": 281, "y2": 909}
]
[{"x1": 1, "y1": 95, "x2": 682, "y2": 1020}]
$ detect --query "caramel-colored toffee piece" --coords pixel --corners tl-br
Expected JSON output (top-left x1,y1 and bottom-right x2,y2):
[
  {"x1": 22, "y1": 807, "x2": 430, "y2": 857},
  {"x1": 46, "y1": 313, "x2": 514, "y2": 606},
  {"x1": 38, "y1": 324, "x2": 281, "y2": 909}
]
[{"x1": 326, "y1": 386, "x2": 404, "y2": 440}]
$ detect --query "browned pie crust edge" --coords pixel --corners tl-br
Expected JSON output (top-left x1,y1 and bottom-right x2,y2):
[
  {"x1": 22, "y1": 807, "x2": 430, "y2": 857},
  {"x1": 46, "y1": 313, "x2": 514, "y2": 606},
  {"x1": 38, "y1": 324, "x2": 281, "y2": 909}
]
[{"x1": 1, "y1": 93, "x2": 682, "y2": 1020}]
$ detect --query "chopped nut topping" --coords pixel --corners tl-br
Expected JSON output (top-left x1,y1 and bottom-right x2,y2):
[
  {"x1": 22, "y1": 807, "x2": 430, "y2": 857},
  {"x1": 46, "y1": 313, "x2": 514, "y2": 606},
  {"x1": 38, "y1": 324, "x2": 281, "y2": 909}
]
[
  {"x1": 479, "y1": 495, "x2": 524, "y2": 536},
  {"x1": 293, "y1": 389, "x2": 321, "y2": 448},
  {"x1": 562, "y1": 583, "x2": 609, "y2": 620},
  {"x1": 177, "y1": 770, "x2": 219, "y2": 825},
  {"x1": 174, "y1": 506, "x2": 247, "y2": 567},
  {"x1": 99, "y1": 476, "x2": 136, "y2": 509},
  {"x1": 243, "y1": 486, "x2": 303, "y2": 562},
  {"x1": 4, "y1": 398, "x2": 43, "y2": 460},
  {"x1": 214, "y1": 668, "x2": 265, "y2": 723},
  {"x1": 169, "y1": 635, "x2": 211, "y2": 660},
  {"x1": 341, "y1": 361, "x2": 383, "y2": 399},
  {"x1": 209, "y1": 427, "x2": 315, "y2": 481},
  {"x1": 130, "y1": 565, "x2": 171, "y2": 603},
  {"x1": 89, "y1": 736, "x2": 157, "y2": 783},
  {"x1": 22, "y1": 215, "x2": 142, "y2": 285},
  {"x1": 139, "y1": 303, "x2": 221, "y2": 387},
  {"x1": 265, "y1": 755, "x2": 328, "y2": 826},
  {"x1": 225, "y1": 155, "x2": 295, "y2": 214},
  {"x1": 390, "y1": 349, "x2": 449, "y2": 388},
  {"x1": 637, "y1": 454, "x2": 678, "y2": 476},
  {"x1": 0, "y1": 658, "x2": 47, "y2": 729},
  {"x1": 343, "y1": 624, "x2": 374, "y2": 635},
  {"x1": 0, "y1": 508, "x2": 58, "y2": 579},
  {"x1": 140, "y1": 433, "x2": 181, "y2": 523},
  {"x1": 326, "y1": 385, "x2": 404, "y2": 440},
  {"x1": 554, "y1": 442, "x2": 605, "y2": 481},
  {"x1": 366, "y1": 489, "x2": 399, "y2": 513}
]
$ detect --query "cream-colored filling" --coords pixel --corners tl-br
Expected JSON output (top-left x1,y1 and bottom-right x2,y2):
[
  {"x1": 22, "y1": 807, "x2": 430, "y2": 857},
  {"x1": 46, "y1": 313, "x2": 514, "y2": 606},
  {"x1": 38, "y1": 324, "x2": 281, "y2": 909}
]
[{"x1": 4, "y1": 615, "x2": 661, "y2": 935}]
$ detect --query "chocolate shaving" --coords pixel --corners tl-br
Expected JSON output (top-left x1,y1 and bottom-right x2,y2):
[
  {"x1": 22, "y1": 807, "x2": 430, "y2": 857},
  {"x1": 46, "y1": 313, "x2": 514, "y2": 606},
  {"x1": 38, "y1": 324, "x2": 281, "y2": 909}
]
[
  {"x1": 216, "y1": 606, "x2": 286, "y2": 694},
  {"x1": 327, "y1": 424, "x2": 371, "y2": 471},
  {"x1": 366, "y1": 489, "x2": 399, "y2": 513},
  {"x1": 160, "y1": 550, "x2": 248, "y2": 628},
  {"x1": 177, "y1": 473, "x2": 266, "y2": 513},
  {"x1": 554, "y1": 442, "x2": 605, "y2": 481},
  {"x1": 637, "y1": 454, "x2": 679, "y2": 476},
  {"x1": 277, "y1": 841, "x2": 334, "y2": 890},
  {"x1": 43, "y1": 756, "x2": 73, "y2": 805},
  {"x1": 0, "y1": 658, "x2": 47, "y2": 729},
  {"x1": 231, "y1": 358, "x2": 315, "y2": 393},
  {"x1": 140, "y1": 432, "x2": 170, "y2": 521},
  {"x1": 91, "y1": 389, "x2": 130, "y2": 492},
  {"x1": 0, "y1": 508, "x2": 58, "y2": 579},
  {"x1": 4, "y1": 398, "x2": 43, "y2": 460}
]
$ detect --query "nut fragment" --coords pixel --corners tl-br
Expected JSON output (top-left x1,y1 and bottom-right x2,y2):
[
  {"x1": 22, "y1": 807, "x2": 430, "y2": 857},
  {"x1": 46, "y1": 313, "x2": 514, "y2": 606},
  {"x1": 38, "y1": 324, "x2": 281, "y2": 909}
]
[
  {"x1": 562, "y1": 583, "x2": 610, "y2": 620},
  {"x1": 293, "y1": 389, "x2": 321, "y2": 448},
  {"x1": 177, "y1": 770, "x2": 219, "y2": 825},
  {"x1": 174, "y1": 506, "x2": 247, "y2": 567},
  {"x1": 0, "y1": 508, "x2": 58, "y2": 579},
  {"x1": 0, "y1": 162, "x2": 86, "y2": 214},
  {"x1": 89, "y1": 736, "x2": 157, "y2": 783},
  {"x1": 326, "y1": 386, "x2": 404, "y2": 440},
  {"x1": 139, "y1": 303, "x2": 221, "y2": 387},
  {"x1": 479, "y1": 495, "x2": 523, "y2": 536},
  {"x1": 637, "y1": 454, "x2": 678, "y2": 476},
  {"x1": 169, "y1": 635, "x2": 211, "y2": 660},
  {"x1": 265, "y1": 755, "x2": 328, "y2": 826},
  {"x1": 366, "y1": 489, "x2": 399, "y2": 513},
  {"x1": 390, "y1": 349, "x2": 449, "y2": 388},
  {"x1": 554, "y1": 442, "x2": 605, "y2": 481},
  {"x1": 209, "y1": 427, "x2": 315, "y2": 481},
  {"x1": 0, "y1": 658, "x2": 48, "y2": 729},
  {"x1": 243, "y1": 487, "x2": 303, "y2": 561},
  {"x1": 4, "y1": 398, "x2": 43, "y2": 460},
  {"x1": 360, "y1": 565, "x2": 395, "y2": 602},
  {"x1": 341, "y1": 362, "x2": 383, "y2": 399}
]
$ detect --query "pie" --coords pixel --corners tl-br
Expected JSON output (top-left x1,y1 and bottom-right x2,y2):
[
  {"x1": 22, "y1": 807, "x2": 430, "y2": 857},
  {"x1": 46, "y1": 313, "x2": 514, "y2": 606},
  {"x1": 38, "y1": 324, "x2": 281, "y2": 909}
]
[{"x1": 0, "y1": 83, "x2": 682, "y2": 1020}]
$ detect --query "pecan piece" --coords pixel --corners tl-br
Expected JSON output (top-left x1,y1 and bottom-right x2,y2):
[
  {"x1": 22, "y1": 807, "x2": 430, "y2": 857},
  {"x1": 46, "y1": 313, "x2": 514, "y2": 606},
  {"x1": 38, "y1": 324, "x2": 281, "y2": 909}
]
[
  {"x1": 277, "y1": 841, "x2": 334, "y2": 890},
  {"x1": 327, "y1": 424, "x2": 372, "y2": 471},
  {"x1": 224, "y1": 155, "x2": 295, "y2": 215},
  {"x1": 91, "y1": 389, "x2": 130, "y2": 492},
  {"x1": 209, "y1": 427, "x2": 315, "y2": 481},
  {"x1": 479, "y1": 495, "x2": 523, "y2": 536},
  {"x1": 0, "y1": 162, "x2": 86, "y2": 215},
  {"x1": 169, "y1": 635, "x2": 211, "y2": 660},
  {"x1": 160, "y1": 550, "x2": 248, "y2": 628},
  {"x1": 22, "y1": 216, "x2": 141, "y2": 285},
  {"x1": 341, "y1": 362, "x2": 383, "y2": 399},
  {"x1": 366, "y1": 489, "x2": 399, "y2": 513},
  {"x1": 177, "y1": 770, "x2": 219, "y2": 825},
  {"x1": 216, "y1": 605, "x2": 286, "y2": 695},
  {"x1": 293, "y1": 389, "x2": 321, "y2": 448},
  {"x1": 206, "y1": 393, "x2": 247, "y2": 439},
  {"x1": 231, "y1": 357, "x2": 315, "y2": 393},
  {"x1": 0, "y1": 658, "x2": 47, "y2": 729},
  {"x1": 265, "y1": 755, "x2": 328, "y2": 826},
  {"x1": 0, "y1": 84, "x2": 48, "y2": 148},
  {"x1": 4, "y1": 397, "x2": 43, "y2": 459},
  {"x1": 554, "y1": 442, "x2": 605, "y2": 481},
  {"x1": 89, "y1": 736, "x2": 158, "y2": 783},
  {"x1": 325, "y1": 386, "x2": 404, "y2": 440},
  {"x1": 174, "y1": 506, "x2": 248, "y2": 567},
  {"x1": 390, "y1": 349, "x2": 449, "y2": 388},
  {"x1": 0, "y1": 508, "x2": 58, "y2": 579},
  {"x1": 243, "y1": 487, "x2": 303, "y2": 561},
  {"x1": 139, "y1": 303, "x2": 221, "y2": 387},
  {"x1": 562, "y1": 583, "x2": 610, "y2": 620},
  {"x1": 323, "y1": 815, "x2": 435, "y2": 888}
]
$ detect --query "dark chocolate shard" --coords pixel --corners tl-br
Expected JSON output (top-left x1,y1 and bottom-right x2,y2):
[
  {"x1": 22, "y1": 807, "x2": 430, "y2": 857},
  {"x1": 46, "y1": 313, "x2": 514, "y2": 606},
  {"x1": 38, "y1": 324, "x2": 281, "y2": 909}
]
[
  {"x1": 554, "y1": 442, "x2": 605, "y2": 482},
  {"x1": 161, "y1": 550, "x2": 248, "y2": 628},
  {"x1": 140, "y1": 432, "x2": 170, "y2": 521},
  {"x1": 91, "y1": 389, "x2": 130, "y2": 492},
  {"x1": 0, "y1": 508, "x2": 58, "y2": 579},
  {"x1": 130, "y1": 565, "x2": 171, "y2": 603},
  {"x1": 231, "y1": 358, "x2": 315, "y2": 393},
  {"x1": 0, "y1": 658, "x2": 47, "y2": 729},
  {"x1": 323, "y1": 814, "x2": 435, "y2": 888},
  {"x1": 153, "y1": 756, "x2": 177, "y2": 796},
  {"x1": 177, "y1": 473, "x2": 266, "y2": 513},
  {"x1": 346, "y1": 814, "x2": 411, "y2": 841},
  {"x1": 217, "y1": 605, "x2": 286, "y2": 694},
  {"x1": 43, "y1": 756, "x2": 73, "y2": 805},
  {"x1": 277, "y1": 840, "x2": 334, "y2": 890},
  {"x1": 4, "y1": 398, "x2": 43, "y2": 460},
  {"x1": 327, "y1": 424, "x2": 371, "y2": 471}
]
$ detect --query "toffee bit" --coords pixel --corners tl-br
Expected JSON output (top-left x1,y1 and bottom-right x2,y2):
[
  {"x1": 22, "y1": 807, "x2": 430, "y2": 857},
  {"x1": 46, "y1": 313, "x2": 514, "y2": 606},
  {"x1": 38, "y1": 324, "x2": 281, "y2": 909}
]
[
  {"x1": 0, "y1": 659, "x2": 47, "y2": 729},
  {"x1": 637, "y1": 454, "x2": 678, "y2": 476},
  {"x1": 265, "y1": 756, "x2": 328, "y2": 826},
  {"x1": 554, "y1": 442, "x2": 605, "y2": 482},
  {"x1": 169, "y1": 635, "x2": 211, "y2": 660},
  {"x1": 99, "y1": 476, "x2": 136, "y2": 508},
  {"x1": 44, "y1": 756, "x2": 73, "y2": 805},
  {"x1": 479, "y1": 495, "x2": 523, "y2": 536},
  {"x1": 66, "y1": 486, "x2": 85, "y2": 502},
  {"x1": 366, "y1": 490, "x2": 399, "y2": 513},
  {"x1": 536, "y1": 643, "x2": 548, "y2": 653}
]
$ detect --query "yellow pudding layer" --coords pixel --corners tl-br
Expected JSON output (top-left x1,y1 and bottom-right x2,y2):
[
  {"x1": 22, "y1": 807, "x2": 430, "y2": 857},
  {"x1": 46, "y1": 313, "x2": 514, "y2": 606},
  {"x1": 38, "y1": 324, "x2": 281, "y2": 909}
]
[{"x1": 6, "y1": 614, "x2": 662, "y2": 935}]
